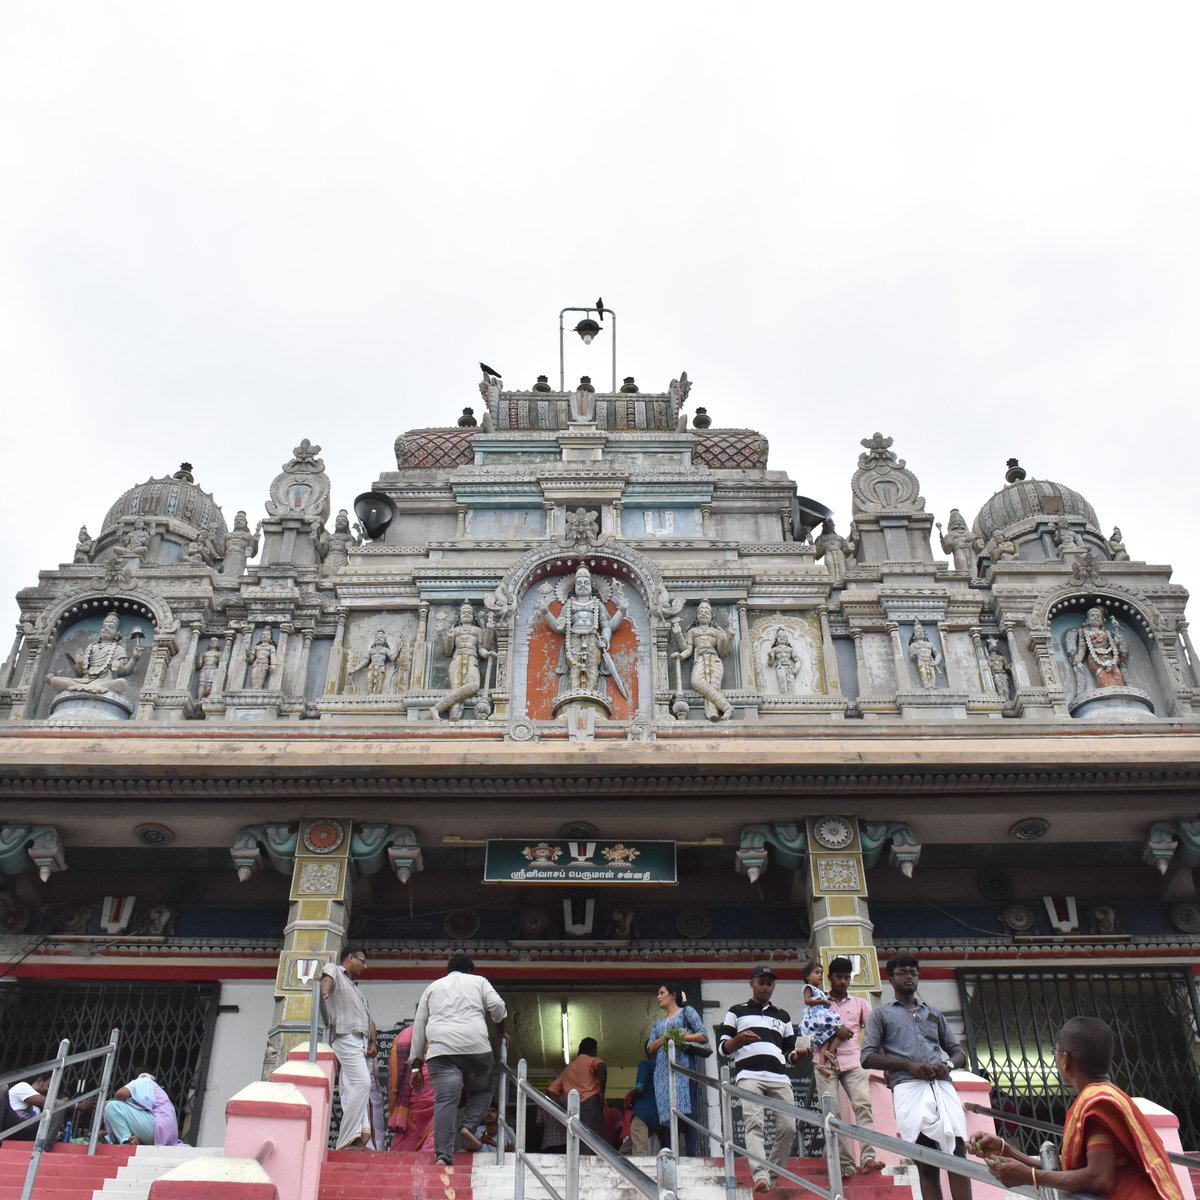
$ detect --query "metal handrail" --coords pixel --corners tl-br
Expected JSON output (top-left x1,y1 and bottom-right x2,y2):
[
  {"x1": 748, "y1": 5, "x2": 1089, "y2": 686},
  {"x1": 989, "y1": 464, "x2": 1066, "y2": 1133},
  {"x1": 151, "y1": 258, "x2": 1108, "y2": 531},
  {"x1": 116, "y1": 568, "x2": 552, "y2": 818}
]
[
  {"x1": 2, "y1": 1030, "x2": 121, "y2": 1200},
  {"x1": 495, "y1": 1045, "x2": 678, "y2": 1200},
  {"x1": 965, "y1": 1099, "x2": 1200, "y2": 1171},
  {"x1": 668, "y1": 1045, "x2": 1103, "y2": 1200}
]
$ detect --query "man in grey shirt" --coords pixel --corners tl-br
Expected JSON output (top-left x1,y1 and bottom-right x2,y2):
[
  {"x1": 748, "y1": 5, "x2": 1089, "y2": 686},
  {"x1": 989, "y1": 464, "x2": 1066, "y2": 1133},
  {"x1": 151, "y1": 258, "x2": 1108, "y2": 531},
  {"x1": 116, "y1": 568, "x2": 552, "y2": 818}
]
[
  {"x1": 862, "y1": 954, "x2": 969, "y2": 1200},
  {"x1": 409, "y1": 952, "x2": 508, "y2": 1166},
  {"x1": 320, "y1": 946, "x2": 377, "y2": 1149}
]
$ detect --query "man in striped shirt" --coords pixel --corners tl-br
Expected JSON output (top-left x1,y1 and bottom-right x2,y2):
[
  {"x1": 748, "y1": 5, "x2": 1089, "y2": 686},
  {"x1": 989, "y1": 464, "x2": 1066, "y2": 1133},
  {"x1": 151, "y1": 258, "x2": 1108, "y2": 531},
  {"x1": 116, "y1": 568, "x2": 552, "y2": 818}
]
[{"x1": 717, "y1": 966, "x2": 798, "y2": 1194}]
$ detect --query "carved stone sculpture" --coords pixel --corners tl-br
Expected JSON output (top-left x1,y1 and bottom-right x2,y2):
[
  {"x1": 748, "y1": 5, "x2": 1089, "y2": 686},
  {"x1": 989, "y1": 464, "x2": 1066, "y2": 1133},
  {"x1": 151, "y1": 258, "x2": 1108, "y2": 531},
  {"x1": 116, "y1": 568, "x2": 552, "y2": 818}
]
[
  {"x1": 1108, "y1": 526, "x2": 1130, "y2": 561},
  {"x1": 196, "y1": 638, "x2": 223, "y2": 700},
  {"x1": 907, "y1": 621, "x2": 942, "y2": 689},
  {"x1": 985, "y1": 636, "x2": 1011, "y2": 699},
  {"x1": 47, "y1": 612, "x2": 145, "y2": 697},
  {"x1": 672, "y1": 599, "x2": 735, "y2": 720},
  {"x1": 354, "y1": 629, "x2": 399, "y2": 695},
  {"x1": 433, "y1": 603, "x2": 494, "y2": 719},
  {"x1": 814, "y1": 519, "x2": 854, "y2": 584},
  {"x1": 322, "y1": 509, "x2": 358, "y2": 575},
  {"x1": 1065, "y1": 607, "x2": 1128, "y2": 693},
  {"x1": 73, "y1": 526, "x2": 94, "y2": 564},
  {"x1": 185, "y1": 531, "x2": 217, "y2": 565},
  {"x1": 766, "y1": 630, "x2": 799, "y2": 695},
  {"x1": 221, "y1": 511, "x2": 259, "y2": 576},
  {"x1": 937, "y1": 508, "x2": 974, "y2": 573},
  {"x1": 540, "y1": 566, "x2": 629, "y2": 706},
  {"x1": 247, "y1": 629, "x2": 277, "y2": 690},
  {"x1": 122, "y1": 516, "x2": 150, "y2": 561}
]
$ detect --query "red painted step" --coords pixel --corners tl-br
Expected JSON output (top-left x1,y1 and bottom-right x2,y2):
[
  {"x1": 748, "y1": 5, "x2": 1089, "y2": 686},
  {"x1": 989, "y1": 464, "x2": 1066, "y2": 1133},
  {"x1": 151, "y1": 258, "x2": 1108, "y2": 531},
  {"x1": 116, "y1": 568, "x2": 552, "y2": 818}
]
[
  {"x1": 0, "y1": 1141, "x2": 134, "y2": 1198},
  {"x1": 319, "y1": 1149, "x2": 474, "y2": 1200}
]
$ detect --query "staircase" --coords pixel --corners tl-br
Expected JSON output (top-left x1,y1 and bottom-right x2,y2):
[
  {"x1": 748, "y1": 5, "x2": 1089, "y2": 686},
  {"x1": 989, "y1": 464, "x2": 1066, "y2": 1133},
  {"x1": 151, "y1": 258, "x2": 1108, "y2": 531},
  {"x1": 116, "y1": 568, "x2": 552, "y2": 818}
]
[
  {"x1": 0, "y1": 1143, "x2": 222, "y2": 1200},
  {"x1": 317, "y1": 1150, "x2": 913, "y2": 1199}
]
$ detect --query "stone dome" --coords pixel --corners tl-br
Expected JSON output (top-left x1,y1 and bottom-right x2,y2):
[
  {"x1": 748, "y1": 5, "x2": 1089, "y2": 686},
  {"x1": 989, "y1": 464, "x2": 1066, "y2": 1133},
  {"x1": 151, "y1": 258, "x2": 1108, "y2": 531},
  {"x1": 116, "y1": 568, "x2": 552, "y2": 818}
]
[
  {"x1": 972, "y1": 474, "x2": 1099, "y2": 542},
  {"x1": 101, "y1": 464, "x2": 228, "y2": 543}
]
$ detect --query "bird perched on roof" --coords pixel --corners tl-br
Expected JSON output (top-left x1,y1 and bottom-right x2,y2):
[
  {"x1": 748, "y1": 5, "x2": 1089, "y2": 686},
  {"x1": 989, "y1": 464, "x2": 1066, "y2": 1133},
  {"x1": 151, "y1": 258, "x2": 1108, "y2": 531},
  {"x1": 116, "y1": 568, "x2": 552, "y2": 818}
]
[
  {"x1": 595, "y1": 297, "x2": 605, "y2": 321},
  {"x1": 479, "y1": 362, "x2": 501, "y2": 380}
]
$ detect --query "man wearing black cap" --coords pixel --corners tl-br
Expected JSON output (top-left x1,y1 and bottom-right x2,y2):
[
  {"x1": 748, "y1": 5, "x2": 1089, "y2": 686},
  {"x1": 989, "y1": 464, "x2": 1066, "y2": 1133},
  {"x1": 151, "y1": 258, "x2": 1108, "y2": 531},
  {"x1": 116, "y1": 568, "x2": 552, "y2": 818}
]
[{"x1": 716, "y1": 966, "x2": 798, "y2": 1194}]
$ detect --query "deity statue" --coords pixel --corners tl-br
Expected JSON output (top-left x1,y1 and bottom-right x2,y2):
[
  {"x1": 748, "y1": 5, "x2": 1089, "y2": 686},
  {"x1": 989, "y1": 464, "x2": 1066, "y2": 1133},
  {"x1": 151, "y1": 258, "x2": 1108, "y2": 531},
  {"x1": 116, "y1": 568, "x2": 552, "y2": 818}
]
[
  {"x1": 322, "y1": 510, "x2": 359, "y2": 575},
  {"x1": 936, "y1": 508, "x2": 974, "y2": 574},
  {"x1": 433, "y1": 603, "x2": 495, "y2": 720},
  {"x1": 672, "y1": 599, "x2": 735, "y2": 720},
  {"x1": 1065, "y1": 607, "x2": 1128, "y2": 693},
  {"x1": 122, "y1": 516, "x2": 150, "y2": 561},
  {"x1": 247, "y1": 629, "x2": 278, "y2": 690},
  {"x1": 540, "y1": 566, "x2": 630, "y2": 701},
  {"x1": 354, "y1": 629, "x2": 399, "y2": 695},
  {"x1": 47, "y1": 612, "x2": 145, "y2": 696},
  {"x1": 222, "y1": 511, "x2": 260, "y2": 577},
  {"x1": 985, "y1": 636, "x2": 1011, "y2": 699},
  {"x1": 814, "y1": 519, "x2": 855, "y2": 584},
  {"x1": 1108, "y1": 526, "x2": 1130, "y2": 561},
  {"x1": 196, "y1": 637, "x2": 223, "y2": 700},
  {"x1": 73, "y1": 526, "x2": 94, "y2": 564},
  {"x1": 766, "y1": 629, "x2": 798, "y2": 695},
  {"x1": 185, "y1": 531, "x2": 217, "y2": 565},
  {"x1": 907, "y1": 621, "x2": 943, "y2": 689}
]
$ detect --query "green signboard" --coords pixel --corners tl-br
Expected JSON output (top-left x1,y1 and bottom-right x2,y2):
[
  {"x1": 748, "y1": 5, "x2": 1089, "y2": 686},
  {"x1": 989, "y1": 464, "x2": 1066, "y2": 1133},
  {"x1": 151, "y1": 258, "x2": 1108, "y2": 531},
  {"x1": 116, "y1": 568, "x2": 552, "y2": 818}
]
[{"x1": 483, "y1": 839, "x2": 677, "y2": 885}]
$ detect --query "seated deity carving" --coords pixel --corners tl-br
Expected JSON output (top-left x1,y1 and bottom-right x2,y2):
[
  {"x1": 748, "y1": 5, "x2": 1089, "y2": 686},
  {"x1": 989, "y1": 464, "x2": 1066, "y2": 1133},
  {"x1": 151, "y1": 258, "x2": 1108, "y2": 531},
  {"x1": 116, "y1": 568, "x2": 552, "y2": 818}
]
[{"x1": 47, "y1": 612, "x2": 146, "y2": 697}]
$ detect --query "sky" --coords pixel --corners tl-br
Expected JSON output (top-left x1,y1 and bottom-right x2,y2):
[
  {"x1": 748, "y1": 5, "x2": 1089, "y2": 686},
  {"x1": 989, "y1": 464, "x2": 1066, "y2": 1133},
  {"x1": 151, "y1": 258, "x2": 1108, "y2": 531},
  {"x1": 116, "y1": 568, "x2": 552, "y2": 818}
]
[{"x1": 2, "y1": 3, "x2": 1197, "y2": 638}]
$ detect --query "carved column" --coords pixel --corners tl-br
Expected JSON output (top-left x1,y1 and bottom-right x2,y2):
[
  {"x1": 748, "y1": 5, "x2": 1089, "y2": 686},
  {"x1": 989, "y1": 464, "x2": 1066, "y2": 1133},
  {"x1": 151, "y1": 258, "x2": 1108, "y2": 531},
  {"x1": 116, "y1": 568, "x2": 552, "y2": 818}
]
[
  {"x1": 543, "y1": 502, "x2": 556, "y2": 539},
  {"x1": 1028, "y1": 631, "x2": 1059, "y2": 690},
  {"x1": 324, "y1": 608, "x2": 348, "y2": 695},
  {"x1": 410, "y1": 602, "x2": 430, "y2": 689},
  {"x1": 271, "y1": 623, "x2": 292, "y2": 691},
  {"x1": 1002, "y1": 622, "x2": 1032, "y2": 688},
  {"x1": 142, "y1": 631, "x2": 177, "y2": 696},
  {"x1": 456, "y1": 506, "x2": 467, "y2": 539},
  {"x1": 805, "y1": 816, "x2": 880, "y2": 1000},
  {"x1": 701, "y1": 504, "x2": 713, "y2": 538},
  {"x1": 229, "y1": 625, "x2": 252, "y2": 690},
  {"x1": 17, "y1": 636, "x2": 45, "y2": 692},
  {"x1": 969, "y1": 627, "x2": 994, "y2": 694},
  {"x1": 611, "y1": 500, "x2": 623, "y2": 538},
  {"x1": 214, "y1": 629, "x2": 237, "y2": 697},
  {"x1": 817, "y1": 607, "x2": 840, "y2": 695},
  {"x1": 736, "y1": 601, "x2": 754, "y2": 689},
  {"x1": 887, "y1": 622, "x2": 908, "y2": 688},
  {"x1": 490, "y1": 625, "x2": 511, "y2": 718},
  {"x1": 936, "y1": 621, "x2": 961, "y2": 690},
  {"x1": 1178, "y1": 621, "x2": 1199, "y2": 687},
  {"x1": 852, "y1": 629, "x2": 870, "y2": 697},
  {"x1": 780, "y1": 508, "x2": 793, "y2": 542},
  {"x1": 297, "y1": 628, "x2": 315, "y2": 697},
  {"x1": 176, "y1": 624, "x2": 202, "y2": 692},
  {"x1": 3, "y1": 626, "x2": 27, "y2": 690},
  {"x1": 264, "y1": 818, "x2": 355, "y2": 1075}
]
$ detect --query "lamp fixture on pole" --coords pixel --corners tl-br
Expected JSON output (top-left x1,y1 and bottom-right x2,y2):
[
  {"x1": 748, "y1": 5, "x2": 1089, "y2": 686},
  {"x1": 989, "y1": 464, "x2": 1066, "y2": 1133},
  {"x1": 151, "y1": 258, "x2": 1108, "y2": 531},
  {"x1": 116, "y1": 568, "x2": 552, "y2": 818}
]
[{"x1": 559, "y1": 301, "x2": 616, "y2": 393}]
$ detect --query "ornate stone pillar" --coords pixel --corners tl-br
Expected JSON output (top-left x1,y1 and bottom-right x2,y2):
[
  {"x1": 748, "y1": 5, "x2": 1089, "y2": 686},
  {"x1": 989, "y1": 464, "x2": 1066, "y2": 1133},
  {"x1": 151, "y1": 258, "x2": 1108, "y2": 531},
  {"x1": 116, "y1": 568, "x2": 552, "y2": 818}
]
[
  {"x1": 264, "y1": 818, "x2": 355, "y2": 1076},
  {"x1": 887, "y1": 622, "x2": 908, "y2": 688},
  {"x1": 297, "y1": 628, "x2": 315, "y2": 695},
  {"x1": 1, "y1": 625, "x2": 25, "y2": 690},
  {"x1": 543, "y1": 502, "x2": 556, "y2": 539},
  {"x1": 228, "y1": 624, "x2": 252, "y2": 690},
  {"x1": 852, "y1": 629, "x2": 870, "y2": 697},
  {"x1": 16, "y1": 634, "x2": 44, "y2": 693},
  {"x1": 1029, "y1": 631, "x2": 1059, "y2": 690},
  {"x1": 969, "y1": 627, "x2": 994, "y2": 694},
  {"x1": 805, "y1": 816, "x2": 880, "y2": 999},
  {"x1": 780, "y1": 508, "x2": 793, "y2": 542},
  {"x1": 1178, "y1": 621, "x2": 1199, "y2": 687},
  {"x1": 736, "y1": 601, "x2": 754, "y2": 689},
  {"x1": 410, "y1": 602, "x2": 430, "y2": 689},
  {"x1": 1002, "y1": 622, "x2": 1032, "y2": 689},
  {"x1": 271, "y1": 623, "x2": 292, "y2": 691},
  {"x1": 936, "y1": 621, "x2": 961, "y2": 690},
  {"x1": 817, "y1": 607, "x2": 840, "y2": 695},
  {"x1": 175, "y1": 624, "x2": 202, "y2": 692},
  {"x1": 214, "y1": 628, "x2": 237, "y2": 697},
  {"x1": 611, "y1": 500, "x2": 623, "y2": 538},
  {"x1": 701, "y1": 504, "x2": 713, "y2": 538},
  {"x1": 456, "y1": 506, "x2": 467, "y2": 539},
  {"x1": 324, "y1": 608, "x2": 348, "y2": 695}
]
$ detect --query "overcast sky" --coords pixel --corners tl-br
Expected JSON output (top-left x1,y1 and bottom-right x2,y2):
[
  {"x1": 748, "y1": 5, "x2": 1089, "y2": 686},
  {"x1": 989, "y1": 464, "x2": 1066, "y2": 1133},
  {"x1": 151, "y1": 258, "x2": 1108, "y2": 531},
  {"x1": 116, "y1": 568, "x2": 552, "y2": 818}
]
[{"x1": 2, "y1": 3, "x2": 1197, "y2": 640}]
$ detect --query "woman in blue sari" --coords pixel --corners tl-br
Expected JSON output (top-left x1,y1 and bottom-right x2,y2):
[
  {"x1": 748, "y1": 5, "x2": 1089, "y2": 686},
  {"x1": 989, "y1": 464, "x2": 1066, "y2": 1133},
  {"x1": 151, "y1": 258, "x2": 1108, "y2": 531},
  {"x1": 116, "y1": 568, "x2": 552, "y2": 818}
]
[{"x1": 645, "y1": 983, "x2": 709, "y2": 1155}]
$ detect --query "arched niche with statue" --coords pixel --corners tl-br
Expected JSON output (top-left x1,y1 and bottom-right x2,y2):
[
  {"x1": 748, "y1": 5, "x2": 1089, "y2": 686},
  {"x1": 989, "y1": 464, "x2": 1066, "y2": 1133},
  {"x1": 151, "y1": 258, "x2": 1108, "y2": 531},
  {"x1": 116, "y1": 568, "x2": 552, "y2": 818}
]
[{"x1": 505, "y1": 547, "x2": 661, "y2": 724}]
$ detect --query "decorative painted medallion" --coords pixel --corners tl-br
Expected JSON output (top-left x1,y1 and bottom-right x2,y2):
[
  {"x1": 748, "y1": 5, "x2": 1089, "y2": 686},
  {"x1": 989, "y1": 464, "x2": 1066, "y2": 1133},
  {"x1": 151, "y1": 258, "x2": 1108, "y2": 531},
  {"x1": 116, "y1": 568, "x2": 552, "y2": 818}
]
[
  {"x1": 303, "y1": 820, "x2": 346, "y2": 855},
  {"x1": 813, "y1": 816, "x2": 855, "y2": 850}
]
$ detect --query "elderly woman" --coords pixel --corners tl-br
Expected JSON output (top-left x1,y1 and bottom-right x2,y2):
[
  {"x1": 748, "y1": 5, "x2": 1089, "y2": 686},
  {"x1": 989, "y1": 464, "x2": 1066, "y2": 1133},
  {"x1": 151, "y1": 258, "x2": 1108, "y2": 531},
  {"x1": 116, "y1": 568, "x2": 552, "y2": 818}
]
[{"x1": 103, "y1": 1073, "x2": 183, "y2": 1146}]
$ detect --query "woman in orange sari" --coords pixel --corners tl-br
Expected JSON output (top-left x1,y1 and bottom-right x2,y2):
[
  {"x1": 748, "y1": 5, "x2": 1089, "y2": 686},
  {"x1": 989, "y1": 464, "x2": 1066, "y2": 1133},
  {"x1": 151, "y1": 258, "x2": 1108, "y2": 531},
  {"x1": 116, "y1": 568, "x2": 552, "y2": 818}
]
[
  {"x1": 970, "y1": 1017, "x2": 1182, "y2": 1200},
  {"x1": 388, "y1": 1025, "x2": 435, "y2": 1152}
]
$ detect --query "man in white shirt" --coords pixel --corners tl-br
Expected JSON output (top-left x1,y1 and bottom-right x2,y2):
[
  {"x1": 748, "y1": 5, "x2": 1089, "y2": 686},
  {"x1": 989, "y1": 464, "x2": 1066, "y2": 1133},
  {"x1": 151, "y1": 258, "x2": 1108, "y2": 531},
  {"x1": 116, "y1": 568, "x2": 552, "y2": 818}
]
[
  {"x1": 4, "y1": 1073, "x2": 50, "y2": 1140},
  {"x1": 320, "y1": 946, "x2": 377, "y2": 1149},
  {"x1": 409, "y1": 953, "x2": 508, "y2": 1166}
]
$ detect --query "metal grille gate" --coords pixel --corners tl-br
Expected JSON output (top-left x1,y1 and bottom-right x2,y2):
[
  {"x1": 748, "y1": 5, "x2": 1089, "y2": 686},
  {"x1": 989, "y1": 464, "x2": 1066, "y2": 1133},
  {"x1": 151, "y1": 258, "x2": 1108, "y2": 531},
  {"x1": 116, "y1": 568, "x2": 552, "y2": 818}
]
[
  {"x1": 0, "y1": 980, "x2": 220, "y2": 1143},
  {"x1": 958, "y1": 966, "x2": 1200, "y2": 1151}
]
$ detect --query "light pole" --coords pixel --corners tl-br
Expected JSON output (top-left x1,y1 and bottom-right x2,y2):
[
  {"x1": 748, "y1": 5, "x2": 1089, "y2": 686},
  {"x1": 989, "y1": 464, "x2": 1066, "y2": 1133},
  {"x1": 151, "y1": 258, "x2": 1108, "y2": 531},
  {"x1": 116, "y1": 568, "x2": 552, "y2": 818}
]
[{"x1": 559, "y1": 302, "x2": 616, "y2": 393}]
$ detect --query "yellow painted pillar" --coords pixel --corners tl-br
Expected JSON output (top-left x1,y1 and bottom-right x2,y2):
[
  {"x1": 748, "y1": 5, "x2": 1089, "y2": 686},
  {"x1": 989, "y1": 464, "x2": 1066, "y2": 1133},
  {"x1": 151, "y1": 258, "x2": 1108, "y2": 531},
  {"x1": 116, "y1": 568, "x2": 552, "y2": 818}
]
[
  {"x1": 262, "y1": 818, "x2": 355, "y2": 1077},
  {"x1": 804, "y1": 816, "x2": 880, "y2": 997}
]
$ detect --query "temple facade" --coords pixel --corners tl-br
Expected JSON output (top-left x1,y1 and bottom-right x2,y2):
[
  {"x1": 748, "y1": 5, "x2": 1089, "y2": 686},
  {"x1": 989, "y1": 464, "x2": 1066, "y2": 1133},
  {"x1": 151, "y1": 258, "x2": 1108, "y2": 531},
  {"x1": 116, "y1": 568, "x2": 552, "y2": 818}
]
[{"x1": 1, "y1": 367, "x2": 1198, "y2": 1147}]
